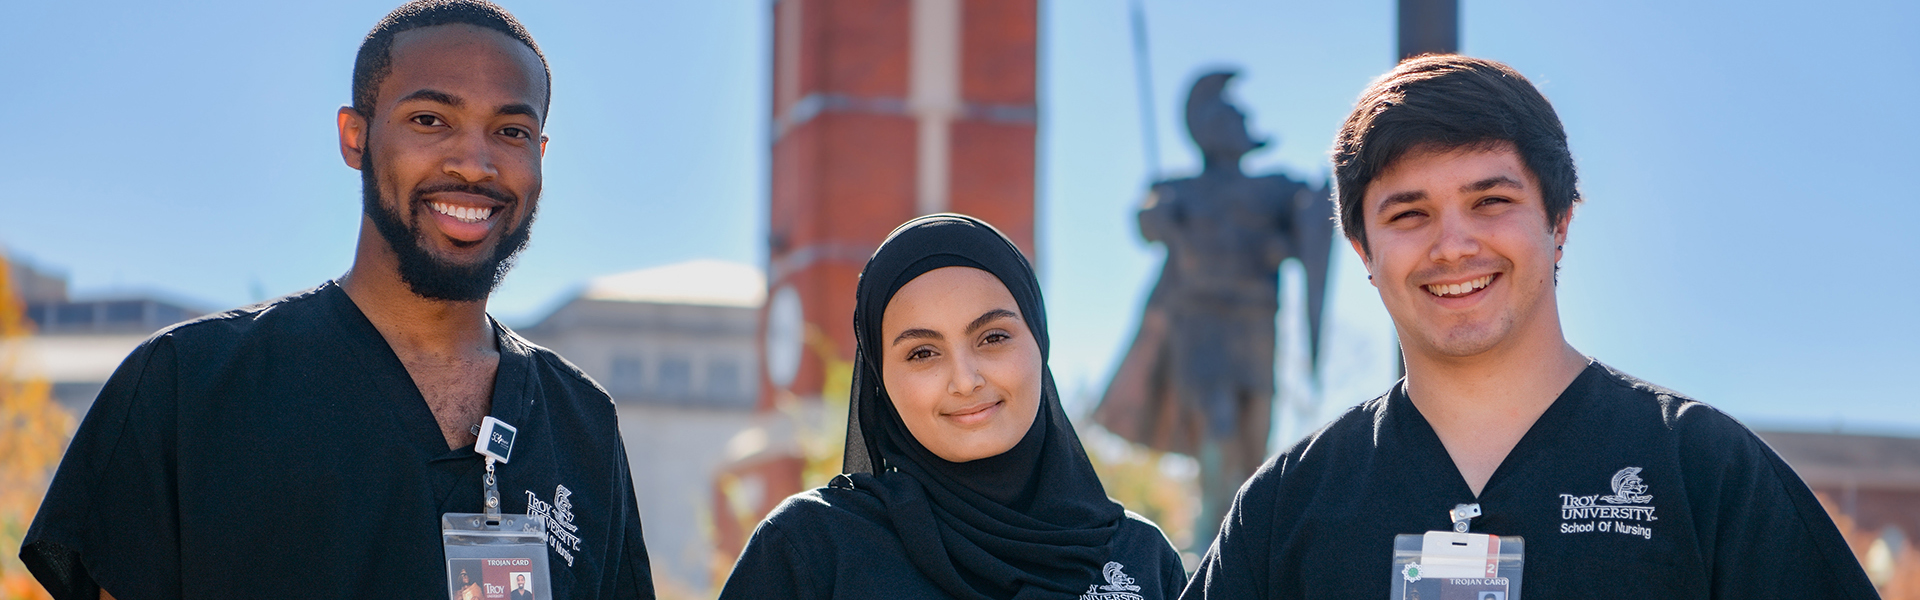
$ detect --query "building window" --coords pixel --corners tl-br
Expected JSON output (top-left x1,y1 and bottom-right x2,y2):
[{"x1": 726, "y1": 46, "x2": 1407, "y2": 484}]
[
  {"x1": 103, "y1": 301, "x2": 145, "y2": 323},
  {"x1": 707, "y1": 359, "x2": 742, "y2": 400},
  {"x1": 53, "y1": 303, "x2": 93, "y2": 327},
  {"x1": 610, "y1": 355, "x2": 645, "y2": 394},
  {"x1": 657, "y1": 355, "x2": 692, "y2": 397}
]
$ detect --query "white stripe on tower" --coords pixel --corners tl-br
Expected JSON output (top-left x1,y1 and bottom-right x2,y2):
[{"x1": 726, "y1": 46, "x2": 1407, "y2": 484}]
[{"x1": 910, "y1": 0, "x2": 960, "y2": 216}]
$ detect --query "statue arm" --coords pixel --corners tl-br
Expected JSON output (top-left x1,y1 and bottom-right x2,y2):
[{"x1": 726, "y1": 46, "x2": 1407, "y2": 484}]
[
  {"x1": 1291, "y1": 183, "x2": 1337, "y2": 371},
  {"x1": 1137, "y1": 184, "x2": 1177, "y2": 244}
]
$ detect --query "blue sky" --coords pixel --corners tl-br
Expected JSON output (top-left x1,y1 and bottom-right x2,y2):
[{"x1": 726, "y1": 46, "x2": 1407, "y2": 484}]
[{"x1": 4, "y1": 1, "x2": 1915, "y2": 434}]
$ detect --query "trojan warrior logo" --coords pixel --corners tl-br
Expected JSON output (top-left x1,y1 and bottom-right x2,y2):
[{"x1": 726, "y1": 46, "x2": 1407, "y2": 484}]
[
  {"x1": 1599, "y1": 467, "x2": 1653, "y2": 505},
  {"x1": 1080, "y1": 562, "x2": 1144, "y2": 600}
]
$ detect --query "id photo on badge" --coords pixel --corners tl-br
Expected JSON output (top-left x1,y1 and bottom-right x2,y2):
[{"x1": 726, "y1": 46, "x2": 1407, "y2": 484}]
[
  {"x1": 449, "y1": 559, "x2": 484, "y2": 600},
  {"x1": 508, "y1": 571, "x2": 536, "y2": 599}
]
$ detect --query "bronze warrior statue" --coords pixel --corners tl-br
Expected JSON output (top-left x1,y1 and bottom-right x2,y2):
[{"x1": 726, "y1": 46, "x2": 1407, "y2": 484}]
[{"x1": 1095, "y1": 71, "x2": 1334, "y2": 551}]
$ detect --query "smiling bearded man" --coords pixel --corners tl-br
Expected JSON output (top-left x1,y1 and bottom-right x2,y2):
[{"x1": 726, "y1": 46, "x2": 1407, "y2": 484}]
[
  {"x1": 1178, "y1": 55, "x2": 1876, "y2": 600},
  {"x1": 360, "y1": 137, "x2": 535, "y2": 302},
  {"x1": 20, "y1": 2, "x2": 654, "y2": 599}
]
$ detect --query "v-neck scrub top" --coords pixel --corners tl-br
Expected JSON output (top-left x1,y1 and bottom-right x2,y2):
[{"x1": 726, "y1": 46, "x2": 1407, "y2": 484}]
[
  {"x1": 21, "y1": 282, "x2": 655, "y2": 600},
  {"x1": 1180, "y1": 361, "x2": 1877, "y2": 599}
]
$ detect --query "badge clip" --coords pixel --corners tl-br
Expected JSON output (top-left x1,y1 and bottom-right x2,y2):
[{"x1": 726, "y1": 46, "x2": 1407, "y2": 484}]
[
  {"x1": 1449, "y1": 503, "x2": 1481, "y2": 533},
  {"x1": 475, "y1": 417, "x2": 517, "y2": 525}
]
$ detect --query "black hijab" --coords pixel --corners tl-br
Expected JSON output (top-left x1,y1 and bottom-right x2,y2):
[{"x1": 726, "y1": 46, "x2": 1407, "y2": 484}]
[{"x1": 838, "y1": 214, "x2": 1124, "y2": 600}]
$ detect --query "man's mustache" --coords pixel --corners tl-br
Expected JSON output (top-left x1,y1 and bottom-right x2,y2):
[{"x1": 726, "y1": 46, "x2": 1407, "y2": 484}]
[{"x1": 410, "y1": 182, "x2": 518, "y2": 205}]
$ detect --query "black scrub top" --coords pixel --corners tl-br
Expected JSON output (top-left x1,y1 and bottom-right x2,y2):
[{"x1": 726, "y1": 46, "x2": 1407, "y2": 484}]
[
  {"x1": 1181, "y1": 361, "x2": 1878, "y2": 599},
  {"x1": 21, "y1": 281, "x2": 655, "y2": 600},
  {"x1": 721, "y1": 485, "x2": 1188, "y2": 600}
]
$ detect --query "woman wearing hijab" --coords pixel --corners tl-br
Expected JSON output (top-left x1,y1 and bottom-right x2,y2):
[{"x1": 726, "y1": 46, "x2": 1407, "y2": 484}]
[{"x1": 719, "y1": 214, "x2": 1186, "y2": 600}]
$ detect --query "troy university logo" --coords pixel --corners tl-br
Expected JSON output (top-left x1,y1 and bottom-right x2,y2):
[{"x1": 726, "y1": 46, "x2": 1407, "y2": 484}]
[
  {"x1": 1080, "y1": 562, "x2": 1144, "y2": 600},
  {"x1": 1599, "y1": 467, "x2": 1653, "y2": 505},
  {"x1": 527, "y1": 485, "x2": 583, "y2": 567}
]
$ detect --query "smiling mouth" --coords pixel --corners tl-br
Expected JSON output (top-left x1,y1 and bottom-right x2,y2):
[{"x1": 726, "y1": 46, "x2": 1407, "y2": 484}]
[
  {"x1": 943, "y1": 400, "x2": 1005, "y2": 426},
  {"x1": 429, "y1": 201, "x2": 496, "y2": 224},
  {"x1": 1425, "y1": 274, "x2": 1495, "y2": 298}
]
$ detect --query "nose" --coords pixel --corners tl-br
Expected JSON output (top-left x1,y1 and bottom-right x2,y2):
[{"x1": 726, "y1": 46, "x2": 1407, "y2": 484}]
[
  {"x1": 1428, "y1": 207, "x2": 1482, "y2": 264},
  {"x1": 946, "y1": 350, "x2": 986, "y2": 397},
  {"x1": 441, "y1": 126, "x2": 499, "y2": 183}
]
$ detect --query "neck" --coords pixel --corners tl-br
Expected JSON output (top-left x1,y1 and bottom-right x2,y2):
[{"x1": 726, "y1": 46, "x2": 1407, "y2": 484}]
[
  {"x1": 1399, "y1": 304, "x2": 1587, "y2": 496},
  {"x1": 1402, "y1": 323, "x2": 1586, "y2": 426},
  {"x1": 340, "y1": 220, "x2": 496, "y2": 360},
  {"x1": 1201, "y1": 153, "x2": 1244, "y2": 177}
]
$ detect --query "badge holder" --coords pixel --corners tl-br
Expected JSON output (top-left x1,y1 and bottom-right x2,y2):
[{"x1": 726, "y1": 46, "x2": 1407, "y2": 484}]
[
  {"x1": 1389, "y1": 503, "x2": 1525, "y2": 600},
  {"x1": 444, "y1": 417, "x2": 553, "y2": 600}
]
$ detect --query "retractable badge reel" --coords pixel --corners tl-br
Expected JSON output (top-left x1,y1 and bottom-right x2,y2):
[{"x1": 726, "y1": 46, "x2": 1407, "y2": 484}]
[
  {"x1": 1388, "y1": 503, "x2": 1526, "y2": 600},
  {"x1": 443, "y1": 417, "x2": 553, "y2": 600}
]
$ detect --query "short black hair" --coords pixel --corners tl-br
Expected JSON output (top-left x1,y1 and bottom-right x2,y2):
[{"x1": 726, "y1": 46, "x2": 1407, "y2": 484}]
[
  {"x1": 1332, "y1": 55, "x2": 1579, "y2": 255},
  {"x1": 352, "y1": 0, "x2": 549, "y2": 121}
]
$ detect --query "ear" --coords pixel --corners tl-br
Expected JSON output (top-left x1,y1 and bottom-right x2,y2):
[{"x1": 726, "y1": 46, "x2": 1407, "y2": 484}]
[
  {"x1": 1552, "y1": 209, "x2": 1572, "y2": 260},
  {"x1": 1348, "y1": 237, "x2": 1375, "y2": 286},
  {"x1": 338, "y1": 107, "x2": 369, "y2": 171}
]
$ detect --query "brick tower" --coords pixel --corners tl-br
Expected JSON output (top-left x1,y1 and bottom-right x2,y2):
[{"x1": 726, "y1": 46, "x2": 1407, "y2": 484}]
[
  {"x1": 714, "y1": 0, "x2": 1039, "y2": 565},
  {"x1": 760, "y1": 0, "x2": 1038, "y2": 410}
]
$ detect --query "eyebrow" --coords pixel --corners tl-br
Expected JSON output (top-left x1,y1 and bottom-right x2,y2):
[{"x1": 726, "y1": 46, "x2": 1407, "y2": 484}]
[
  {"x1": 396, "y1": 89, "x2": 540, "y2": 120},
  {"x1": 1376, "y1": 190, "x2": 1426, "y2": 214},
  {"x1": 497, "y1": 103, "x2": 540, "y2": 119},
  {"x1": 1374, "y1": 175, "x2": 1528, "y2": 215},
  {"x1": 892, "y1": 328, "x2": 941, "y2": 346},
  {"x1": 396, "y1": 89, "x2": 462, "y2": 107},
  {"x1": 965, "y1": 309, "x2": 1018, "y2": 335},
  {"x1": 1461, "y1": 175, "x2": 1525, "y2": 193},
  {"x1": 889, "y1": 308, "x2": 1019, "y2": 346}
]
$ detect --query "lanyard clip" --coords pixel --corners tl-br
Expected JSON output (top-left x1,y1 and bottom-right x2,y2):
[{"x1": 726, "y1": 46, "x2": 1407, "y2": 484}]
[
  {"x1": 484, "y1": 458, "x2": 503, "y2": 525},
  {"x1": 1449, "y1": 503, "x2": 1481, "y2": 533}
]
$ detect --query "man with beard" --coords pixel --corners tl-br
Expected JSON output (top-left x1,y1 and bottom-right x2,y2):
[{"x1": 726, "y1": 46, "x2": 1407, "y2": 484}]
[{"x1": 19, "y1": 2, "x2": 654, "y2": 598}]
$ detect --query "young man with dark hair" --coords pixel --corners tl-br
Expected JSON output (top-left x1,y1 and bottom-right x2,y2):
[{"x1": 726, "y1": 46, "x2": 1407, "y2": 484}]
[
  {"x1": 19, "y1": 2, "x2": 655, "y2": 598},
  {"x1": 1180, "y1": 55, "x2": 1876, "y2": 599}
]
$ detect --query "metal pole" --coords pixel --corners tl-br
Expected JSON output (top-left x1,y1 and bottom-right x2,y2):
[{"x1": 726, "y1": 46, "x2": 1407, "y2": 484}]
[
  {"x1": 1128, "y1": 0, "x2": 1161, "y2": 182},
  {"x1": 1397, "y1": 0, "x2": 1459, "y2": 60},
  {"x1": 1391, "y1": 0, "x2": 1458, "y2": 379}
]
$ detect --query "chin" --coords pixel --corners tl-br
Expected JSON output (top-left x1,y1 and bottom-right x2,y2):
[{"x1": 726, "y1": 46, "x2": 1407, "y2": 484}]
[
  {"x1": 1409, "y1": 316, "x2": 1501, "y2": 357},
  {"x1": 936, "y1": 435, "x2": 1017, "y2": 463}
]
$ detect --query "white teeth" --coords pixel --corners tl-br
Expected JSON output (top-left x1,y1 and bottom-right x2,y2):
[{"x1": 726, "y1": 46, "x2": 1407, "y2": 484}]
[
  {"x1": 430, "y1": 202, "x2": 492, "y2": 224},
  {"x1": 1427, "y1": 275, "x2": 1493, "y2": 297}
]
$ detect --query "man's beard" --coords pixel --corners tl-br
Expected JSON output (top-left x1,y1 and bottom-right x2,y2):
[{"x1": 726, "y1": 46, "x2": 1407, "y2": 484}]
[{"x1": 361, "y1": 147, "x2": 535, "y2": 302}]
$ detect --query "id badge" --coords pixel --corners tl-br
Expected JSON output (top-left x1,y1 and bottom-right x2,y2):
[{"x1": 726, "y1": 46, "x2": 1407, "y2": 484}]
[
  {"x1": 443, "y1": 418, "x2": 549, "y2": 600},
  {"x1": 1389, "y1": 532, "x2": 1525, "y2": 600},
  {"x1": 444, "y1": 513, "x2": 552, "y2": 600}
]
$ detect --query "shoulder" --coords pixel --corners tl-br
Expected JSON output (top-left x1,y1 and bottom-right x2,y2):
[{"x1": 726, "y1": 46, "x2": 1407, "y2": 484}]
[
  {"x1": 743, "y1": 486, "x2": 897, "y2": 566},
  {"x1": 149, "y1": 283, "x2": 337, "y2": 349},
  {"x1": 1583, "y1": 361, "x2": 1756, "y2": 447},
  {"x1": 499, "y1": 325, "x2": 612, "y2": 401},
  {"x1": 760, "y1": 486, "x2": 887, "y2": 532},
  {"x1": 1272, "y1": 392, "x2": 1390, "y2": 474},
  {"x1": 107, "y1": 283, "x2": 340, "y2": 377},
  {"x1": 1251, "y1": 173, "x2": 1309, "y2": 193},
  {"x1": 1229, "y1": 389, "x2": 1393, "y2": 514},
  {"x1": 1116, "y1": 510, "x2": 1178, "y2": 550},
  {"x1": 1148, "y1": 178, "x2": 1203, "y2": 204}
]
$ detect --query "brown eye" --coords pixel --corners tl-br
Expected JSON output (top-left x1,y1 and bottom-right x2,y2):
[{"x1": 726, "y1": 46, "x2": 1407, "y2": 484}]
[
  {"x1": 411, "y1": 114, "x2": 445, "y2": 127},
  {"x1": 982, "y1": 332, "x2": 1010, "y2": 345},
  {"x1": 499, "y1": 126, "x2": 532, "y2": 139}
]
